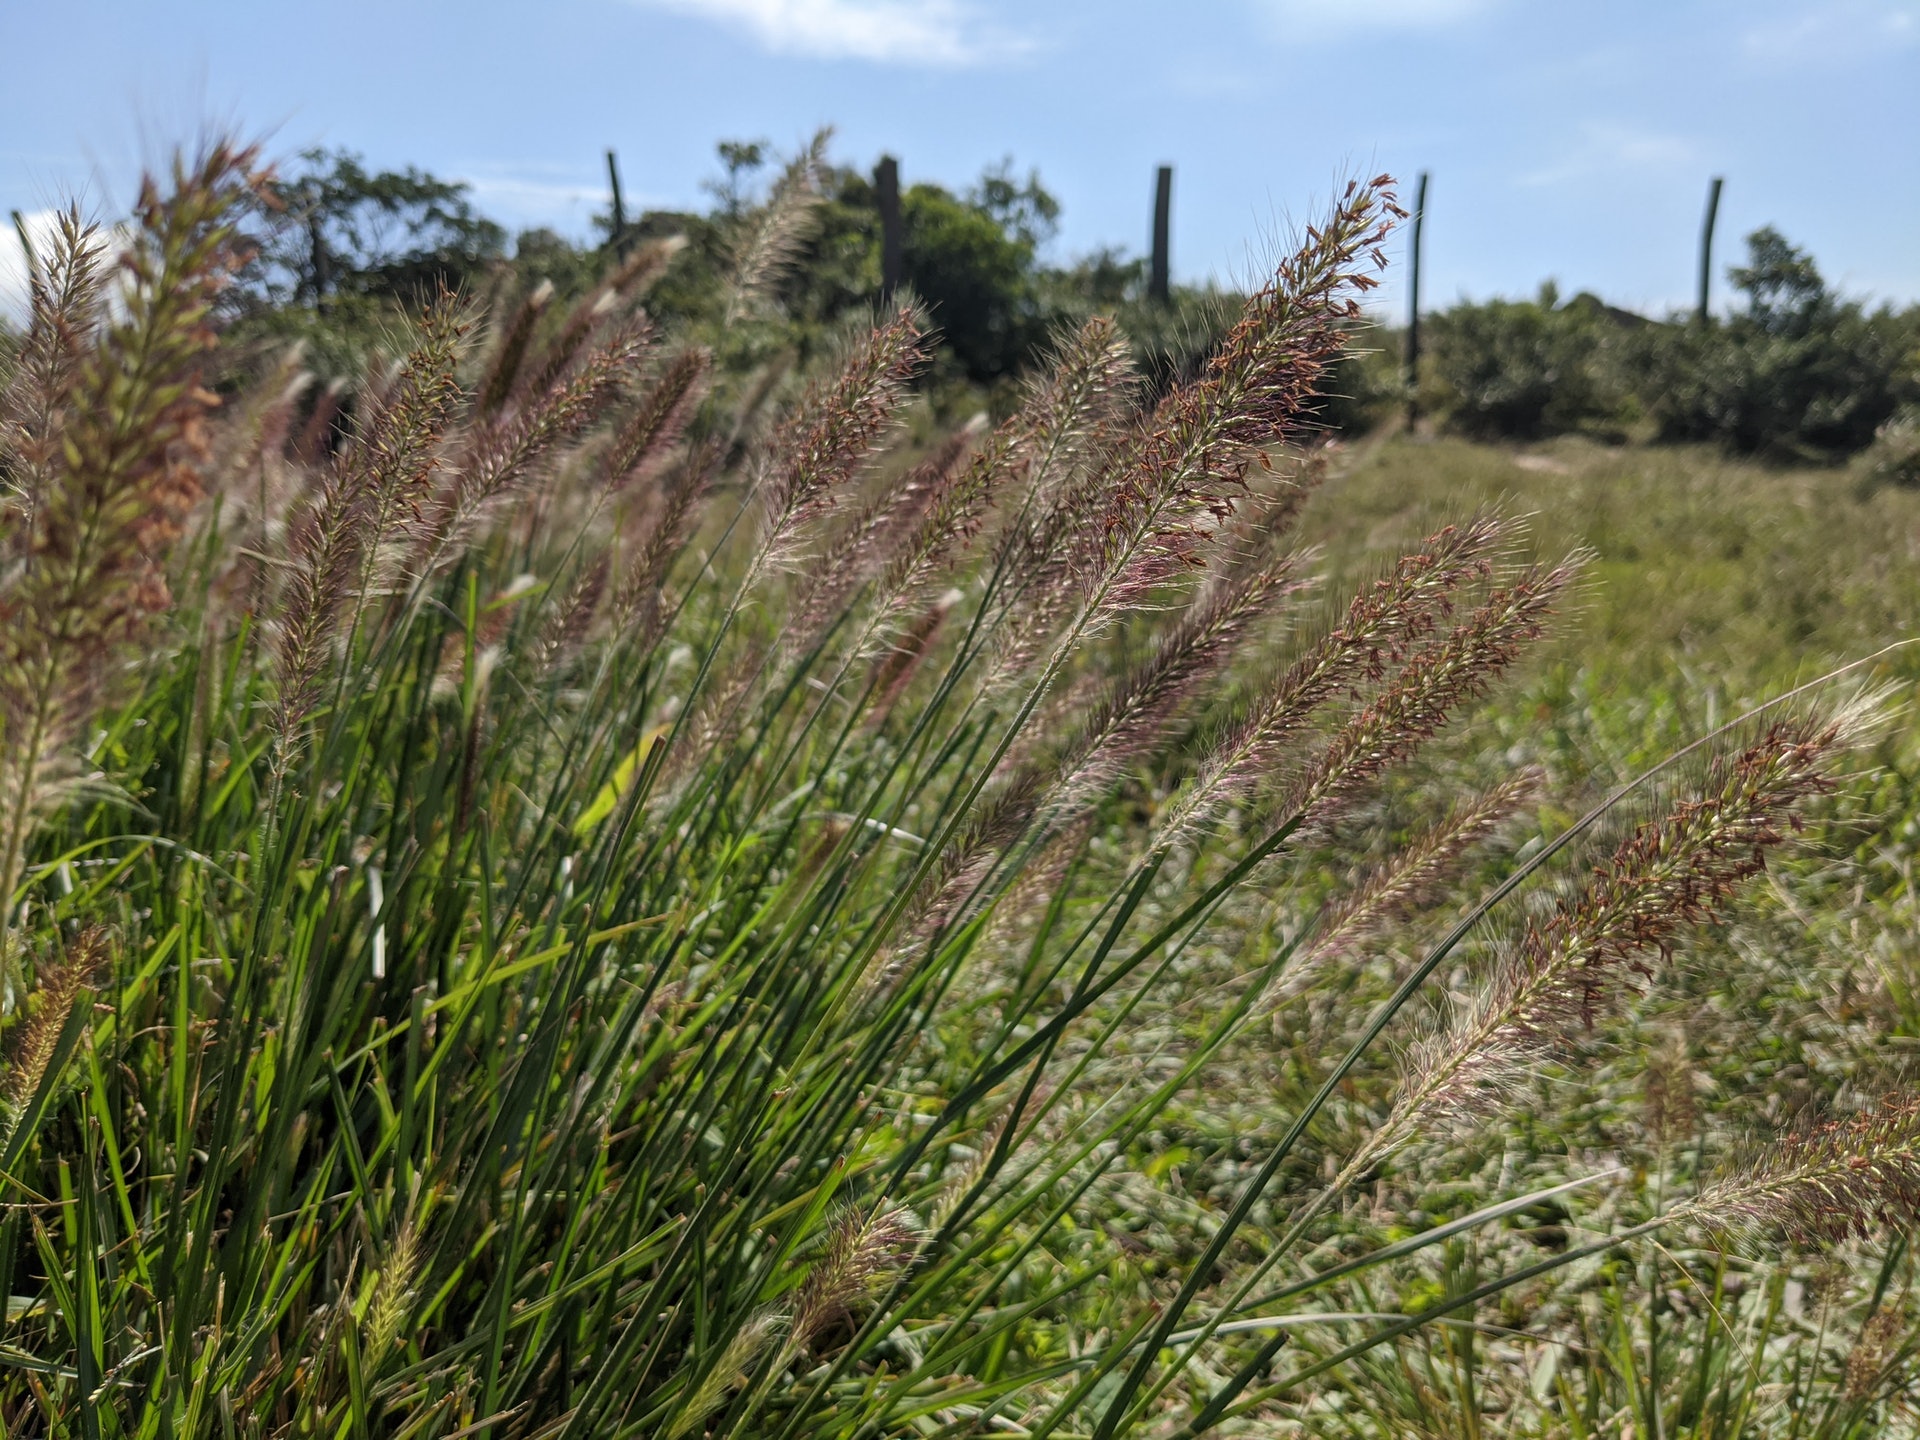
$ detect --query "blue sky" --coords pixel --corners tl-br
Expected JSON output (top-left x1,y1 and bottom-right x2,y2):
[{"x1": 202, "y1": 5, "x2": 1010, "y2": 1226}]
[{"x1": 2, "y1": 0, "x2": 1916, "y2": 320}]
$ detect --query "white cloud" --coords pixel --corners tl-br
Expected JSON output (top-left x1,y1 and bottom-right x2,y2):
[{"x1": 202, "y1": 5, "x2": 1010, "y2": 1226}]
[
  {"x1": 1518, "y1": 122, "x2": 1697, "y2": 189},
  {"x1": 0, "y1": 209, "x2": 64, "y2": 324},
  {"x1": 629, "y1": 0, "x2": 1027, "y2": 65},
  {"x1": 464, "y1": 174, "x2": 620, "y2": 220},
  {"x1": 1258, "y1": 0, "x2": 1497, "y2": 38},
  {"x1": 1743, "y1": 0, "x2": 1919, "y2": 62}
]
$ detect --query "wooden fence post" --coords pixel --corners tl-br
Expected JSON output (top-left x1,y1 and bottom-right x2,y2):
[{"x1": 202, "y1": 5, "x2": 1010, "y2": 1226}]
[
  {"x1": 1697, "y1": 176, "x2": 1724, "y2": 323},
  {"x1": 1405, "y1": 170, "x2": 1428, "y2": 427},
  {"x1": 606, "y1": 149, "x2": 628, "y2": 254},
  {"x1": 876, "y1": 155, "x2": 903, "y2": 305},
  {"x1": 1149, "y1": 165, "x2": 1173, "y2": 304}
]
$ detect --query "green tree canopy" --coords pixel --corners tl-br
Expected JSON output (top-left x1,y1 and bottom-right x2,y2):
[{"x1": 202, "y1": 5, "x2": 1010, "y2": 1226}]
[{"x1": 256, "y1": 148, "x2": 506, "y2": 308}]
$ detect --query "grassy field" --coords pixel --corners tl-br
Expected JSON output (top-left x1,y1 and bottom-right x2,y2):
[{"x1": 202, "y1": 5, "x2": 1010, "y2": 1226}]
[
  {"x1": 1306, "y1": 433, "x2": 1920, "y2": 698},
  {"x1": 1227, "y1": 433, "x2": 1920, "y2": 1436}
]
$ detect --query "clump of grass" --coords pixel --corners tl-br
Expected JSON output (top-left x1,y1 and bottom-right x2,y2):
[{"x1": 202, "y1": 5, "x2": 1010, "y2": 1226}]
[{"x1": 0, "y1": 146, "x2": 1908, "y2": 1439}]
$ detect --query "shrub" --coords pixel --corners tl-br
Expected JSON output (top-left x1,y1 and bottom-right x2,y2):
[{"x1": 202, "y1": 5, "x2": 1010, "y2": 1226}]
[
  {"x1": 1426, "y1": 282, "x2": 1635, "y2": 439},
  {"x1": 1642, "y1": 227, "x2": 1914, "y2": 457}
]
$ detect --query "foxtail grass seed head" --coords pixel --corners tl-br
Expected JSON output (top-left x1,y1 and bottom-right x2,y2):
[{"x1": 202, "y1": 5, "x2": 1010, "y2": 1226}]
[
  {"x1": 725, "y1": 132, "x2": 830, "y2": 325},
  {"x1": 792, "y1": 1203, "x2": 925, "y2": 1353},
  {"x1": 0, "y1": 145, "x2": 263, "y2": 933},
  {"x1": 1076, "y1": 177, "x2": 1400, "y2": 620},
  {"x1": 756, "y1": 308, "x2": 926, "y2": 575},
  {"x1": 1387, "y1": 707, "x2": 1866, "y2": 1151},
  {"x1": 0, "y1": 926, "x2": 106, "y2": 1142},
  {"x1": 604, "y1": 346, "x2": 711, "y2": 492},
  {"x1": 668, "y1": 1310, "x2": 783, "y2": 1440},
  {"x1": 1276, "y1": 768, "x2": 1540, "y2": 1005},
  {"x1": 1845, "y1": 1306, "x2": 1906, "y2": 1401},
  {"x1": 1690, "y1": 1095, "x2": 1920, "y2": 1247},
  {"x1": 362, "y1": 1221, "x2": 420, "y2": 1362},
  {"x1": 1155, "y1": 518, "x2": 1507, "y2": 848},
  {"x1": 1279, "y1": 553, "x2": 1582, "y2": 830}
]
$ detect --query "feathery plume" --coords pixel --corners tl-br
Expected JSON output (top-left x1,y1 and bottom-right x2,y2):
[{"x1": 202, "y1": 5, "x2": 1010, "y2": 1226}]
[
  {"x1": 1276, "y1": 769, "x2": 1540, "y2": 1004},
  {"x1": 614, "y1": 441, "x2": 719, "y2": 646},
  {"x1": 1845, "y1": 1307, "x2": 1906, "y2": 1401},
  {"x1": 791, "y1": 1202, "x2": 924, "y2": 1353},
  {"x1": 0, "y1": 145, "x2": 263, "y2": 935},
  {"x1": 1642, "y1": 1029, "x2": 1699, "y2": 1149},
  {"x1": 795, "y1": 422, "x2": 981, "y2": 652},
  {"x1": 862, "y1": 590, "x2": 959, "y2": 728},
  {"x1": 416, "y1": 316, "x2": 651, "y2": 571},
  {"x1": 1689, "y1": 1098, "x2": 1920, "y2": 1247},
  {"x1": 1045, "y1": 556, "x2": 1307, "y2": 818},
  {"x1": 667, "y1": 1311, "x2": 782, "y2": 1440},
  {"x1": 1197, "y1": 443, "x2": 1331, "y2": 605},
  {"x1": 275, "y1": 296, "x2": 467, "y2": 732},
  {"x1": 858, "y1": 419, "x2": 996, "y2": 641},
  {"x1": 725, "y1": 132, "x2": 829, "y2": 326},
  {"x1": 981, "y1": 319, "x2": 1142, "y2": 683},
  {"x1": 519, "y1": 235, "x2": 682, "y2": 402},
  {"x1": 0, "y1": 208, "x2": 108, "y2": 528},
  {"x1": 753, "y1": 308, "x2": 926, "y2": 577},
  {"x1": 601, "y1": 347, "x2": 710, "y2": 495},
  {"x1": 903, "y1": 769, "x2": 1047, "y2": 945},
  {"x1": 1154, "y1": 518, "x2": 1505, "y2": 848},
  {"x1": 475, "y1": 278, "x2": 554, "y2": 416},
  {"x1": 536, "y1": 557, "x2": 610, "y2": 677},
  {"x1": 1385, "y1": 707, "x2": 1865, "y2": 1153},
  {"x1": 0, "y1": 926, "x2": 107, "y2": 1146},
  {"x1": 1075, "y1": 177, "x2": 1401, "y2": 618},
  {"x1": 1279, "y1": 554, "x2": 1582, "y2": 829},
  {"x1": 294, "y1": 378, "x2": 346, "y2": 463}
]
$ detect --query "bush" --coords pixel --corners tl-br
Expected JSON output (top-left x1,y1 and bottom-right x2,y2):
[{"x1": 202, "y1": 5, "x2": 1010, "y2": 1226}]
[
  {"x1": 1426, "y1": 283, "x2": 1635, "y2": 439},
  {"x1": 1641, "y1": 227, "x2": 1915, "y2": 457},
  {"x1": 1418, "y1": 230, "x2": 1918, "y2": 458}
]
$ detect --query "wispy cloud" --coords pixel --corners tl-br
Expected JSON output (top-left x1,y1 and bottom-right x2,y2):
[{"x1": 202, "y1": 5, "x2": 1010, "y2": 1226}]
[
  {"x1": 1256, "y1": 0, "x2": 1498, "y2": 39},
  {"x1": 628, "y1": 0, "x2": 1028, "y2": 65},
  {"x1": 1742, "y1": 0, "x2": 1919, "y2": 64},
  {"x1": 1518, "y1": 122, "x2": 1697, "y2": 189},
  {"x1": 0, "y1": 209, "x2": 63, "y2": 323},
  {"x1": 462, "y1": 172, "x2": 622, "y2": 225}
]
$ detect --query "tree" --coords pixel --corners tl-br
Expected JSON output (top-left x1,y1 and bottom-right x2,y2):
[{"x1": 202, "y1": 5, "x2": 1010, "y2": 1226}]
[
  {"x1": 1729, "y1": 225, "x2": 1827, "y2": 336},
  {"x1": 256, "y1": 149, "x2": 506, "y2": 308},
  {"x1": 1643, "y1": 226, "x2": 1910, "y2": 455}
]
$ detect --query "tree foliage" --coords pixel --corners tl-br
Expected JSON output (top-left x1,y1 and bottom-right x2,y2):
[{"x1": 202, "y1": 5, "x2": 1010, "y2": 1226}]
[
  {"x1": 253, "y1": 147, "x2": 506, "y2": 308},
  {"x1": 1424, "y1": 228, "x2": 1919, "y2": 457}
]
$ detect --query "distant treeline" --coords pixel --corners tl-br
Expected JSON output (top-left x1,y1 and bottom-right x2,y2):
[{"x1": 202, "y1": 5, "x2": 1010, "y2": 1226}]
[
  {"x1": 214, "y1": 142, "x2": 1242, "y2": 417},
  {"x1": 1412, "y1": 227, "x2": 1920, "y2": 474},
  {"x1": 141, "y1": 143, "x2": 1920, "y2": 474}
]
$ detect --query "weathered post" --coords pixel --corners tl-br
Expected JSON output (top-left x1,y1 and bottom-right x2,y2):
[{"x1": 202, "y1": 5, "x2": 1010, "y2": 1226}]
[
  {"x1": 876, "y1": 155, "x2": 903, "y2": 305},
  {"x1": 1149, "y1": 164, "x2": 1173, "y2": 305},
  {"x1": 1405, "y1": 170, "x2": 1429, "y2": 427},
  {"x1": 606, "y1": 149, "x2": 628, "y2": 254},
  {"x1": 1697, "y1": 175, "x2": 1724, "y2": 323}
]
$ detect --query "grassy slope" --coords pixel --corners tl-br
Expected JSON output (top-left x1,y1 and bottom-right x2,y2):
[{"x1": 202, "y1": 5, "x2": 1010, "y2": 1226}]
[
  {"x1": 1302, "y1": 434, "x2": 1920, "y2": 702},
  {"x1": 1217, "y1": 434, "x2": 1920, "y2": 1435}
]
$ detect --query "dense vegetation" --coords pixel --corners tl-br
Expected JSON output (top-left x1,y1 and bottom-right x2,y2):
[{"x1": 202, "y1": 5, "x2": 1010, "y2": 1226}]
[
  {"x1": 1, "y1": 139, "x2": 1918, "y2": 1439},
  {"x1": 1421, "y1": 230, "x2": 1920, "y2": 464},
  {"x1": 225, "y1": 139, "x2": 1240, "y2": 414}
]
